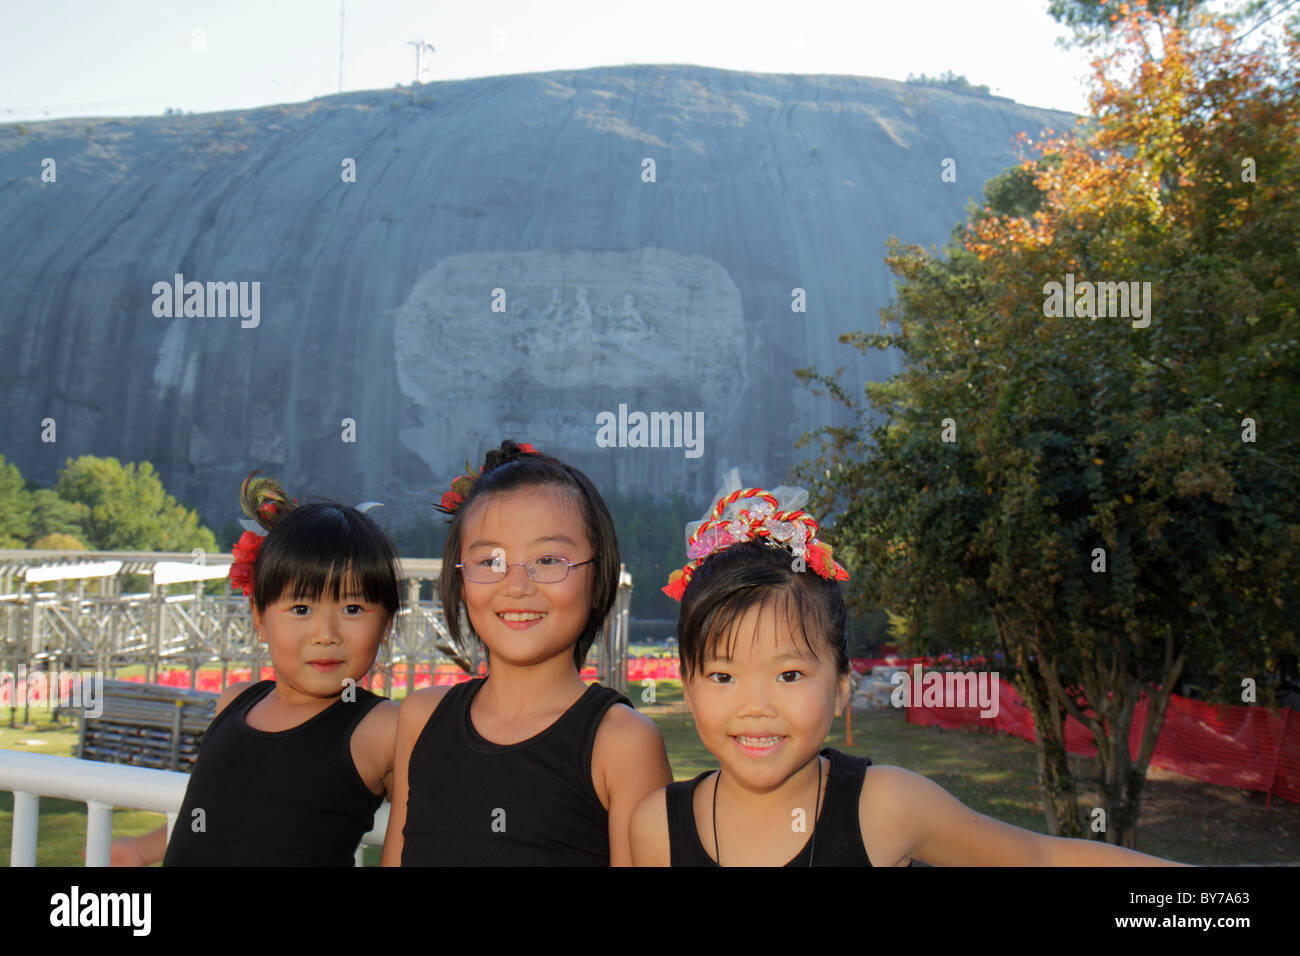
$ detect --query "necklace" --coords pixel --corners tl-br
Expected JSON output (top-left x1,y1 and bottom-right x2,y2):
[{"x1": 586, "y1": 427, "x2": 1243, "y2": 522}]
[{"x1": 712, "y1": 751, "x2": 824, "y2": 867}]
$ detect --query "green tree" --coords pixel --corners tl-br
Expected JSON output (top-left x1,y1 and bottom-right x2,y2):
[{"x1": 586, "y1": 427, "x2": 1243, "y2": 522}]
[
  {"x1": 1048, "y1": 0, "x2": 1295, "y2": 48},
  {"x1": 156, "y1": 495, "x2": 219, "y2": 555},
  {"x1": 32, "y1": 533, "x2": 86, "y2": 550},
  {"x1": 54, "y1": 456, "x2": 217, "y2": 554},
  {"x1": 606, "y1": 490, "x2": 700, "y2": 625},
  {"x1": 392, "y1": 512, "x2": 448, "y2": 561},
  {"x1": 1050, "y1": 0, "x2": 1208, "y2": 35},
  {"x1": 29, "y1": 488, "x2": 90, "y2": 542},
  {"x1": 905, "y1": 71, "x2": 992, "y2": 96},
  {"x1": 796, "y1": 7, "x2": 1299, "y2": 846},
  {"x1": 0, "y1": 456, "x2": 34, "y2": 548}
]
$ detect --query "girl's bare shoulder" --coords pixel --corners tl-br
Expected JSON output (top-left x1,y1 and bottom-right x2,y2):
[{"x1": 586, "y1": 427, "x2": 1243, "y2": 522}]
[
  {"x1": 594, "y1": 698, "x2": 663, "y2": 749},
  {"x1": 395, "y1": 684, "x2": 453, "y2": 729},
  {"x1": 350, "y1": 699, "x2": 400, "y2": 793},
  {"x1": 213, "y1": 680, "x2": 255, "y2": 717},
  {"x1": 592, "y1": 700, "x2": 669, "y2": 796},
  {"x1": 859, "y1": 763, "x2": 932, "y2": 867},
  {"x1": 629, "y1": 785, "x2": 671, "y2": 866},
  {"x1": 354, "y1": 697, "x2": 399, "y2": 744}
]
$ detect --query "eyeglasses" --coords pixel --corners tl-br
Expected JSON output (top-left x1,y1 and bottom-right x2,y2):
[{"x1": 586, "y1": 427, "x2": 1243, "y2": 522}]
[{"x1": 456, "y1": 554, "x2": 595, "y2": 584}]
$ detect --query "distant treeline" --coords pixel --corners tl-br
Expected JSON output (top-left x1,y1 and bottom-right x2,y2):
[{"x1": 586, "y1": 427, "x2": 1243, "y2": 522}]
[
  {"x1": 905, "y1": 71, "x2": 993, "y2": 97},
  {"x1": 0, "y1": 454, "x2": 217, "y2": 555}
]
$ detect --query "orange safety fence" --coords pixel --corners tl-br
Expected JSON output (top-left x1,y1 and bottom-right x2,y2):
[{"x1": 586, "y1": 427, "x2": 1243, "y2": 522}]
[
  {"x1": 105, "y1": 658, "x2": 1300, "y2": 805},
  {"x1": 115, "y1": 657, "x2": 685, "y2": 694},
  {"x1": 900, "y1": 673, "x2": 1299, "y2": 806},
  {"x1": 120, "y1": 665, "x2": 485, "y2": 693},
  {"x1": 109, "y1": 656, "x2": 902, "y2": 694}
]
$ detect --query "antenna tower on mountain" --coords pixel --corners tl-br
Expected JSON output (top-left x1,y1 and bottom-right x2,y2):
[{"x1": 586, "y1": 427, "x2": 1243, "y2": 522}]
[{"x1": 407, "y1": 39, "x2": 436, "y2": 83}]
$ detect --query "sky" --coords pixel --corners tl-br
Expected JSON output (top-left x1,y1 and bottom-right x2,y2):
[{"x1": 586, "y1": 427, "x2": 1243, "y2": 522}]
[{"x1": 0, "y1": 0, "x2": 1105, "y2": 122}]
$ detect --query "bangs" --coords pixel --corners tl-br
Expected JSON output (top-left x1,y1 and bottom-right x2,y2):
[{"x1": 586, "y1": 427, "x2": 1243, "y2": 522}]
[
  {"x1": 253, "y1": 502, "x2": 401, "y2": 617},
  {"x1": 689, "y1": 586, "x2": 829, "y2": 680},
  {"x1": 459, "y1": 482, "x2": 586, "y2": 547},
  {"x1": 283, "y1": 561, "x2": 384, "y2": 607},
  {"x1": 676, "y1": 539, "x2": 849, "y2": 682}
]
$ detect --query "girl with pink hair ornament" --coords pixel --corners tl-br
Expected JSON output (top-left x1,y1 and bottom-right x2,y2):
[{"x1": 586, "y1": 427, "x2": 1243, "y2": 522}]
[{"x1": 631, "y1": 473, "x2": 1185, "y2": 867}]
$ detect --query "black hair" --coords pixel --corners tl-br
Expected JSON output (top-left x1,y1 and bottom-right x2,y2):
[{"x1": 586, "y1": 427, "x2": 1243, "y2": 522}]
[
  {"x1": 676, "y1": 540, "x2": 848, "y2": 682},
  {"x1": 241, "y1": 473, "x2": 402, "y2": 624},
  {"x1": 438, "y1": 440, "x2": 620, "y2": 671}
]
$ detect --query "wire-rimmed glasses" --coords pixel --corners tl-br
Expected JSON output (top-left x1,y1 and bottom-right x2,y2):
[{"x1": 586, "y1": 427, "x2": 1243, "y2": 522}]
[{"x1": 456, "y1": 553, "x2": 595, "y2": 584}]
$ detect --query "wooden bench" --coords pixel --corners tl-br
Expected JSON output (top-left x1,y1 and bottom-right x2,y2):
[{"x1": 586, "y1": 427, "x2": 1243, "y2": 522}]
[{"x1": 78, "y1": 679, "x2": 217, "y2": 772}]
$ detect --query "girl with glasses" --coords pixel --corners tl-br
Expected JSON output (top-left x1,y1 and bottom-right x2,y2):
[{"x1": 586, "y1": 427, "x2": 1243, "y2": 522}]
[{"x1": 382, "y1": 440, "x2": 672, "y2": 865}]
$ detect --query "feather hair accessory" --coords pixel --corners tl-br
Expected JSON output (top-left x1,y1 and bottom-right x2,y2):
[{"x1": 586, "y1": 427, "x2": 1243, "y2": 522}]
[{"x1": 227, "y1": 470, "x2": 383, "y2": 597}]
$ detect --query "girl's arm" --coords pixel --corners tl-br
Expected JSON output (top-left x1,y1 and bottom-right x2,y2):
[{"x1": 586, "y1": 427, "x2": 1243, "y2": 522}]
[
  {"x1": 862, "y1": 764, "x2": 1187, "y2": 866},
  {"x1": 109, "y1": 681, "x2": 252, "y2": 866},
  {"x1": 628, "y1": 787, "x2": 671, "y2": 866},
  {"x1": 110, "y1": 824, "x2": 168, "y2": 867},
  {"x1": 349, "y1": 699, "x2": 399, "y2": 797},
  {"x1": 379, "y1": 686, "x2": 446, "y2": 866},
  {"x1": 593, "y1": 705, "x2": 674, "y2": 866}
]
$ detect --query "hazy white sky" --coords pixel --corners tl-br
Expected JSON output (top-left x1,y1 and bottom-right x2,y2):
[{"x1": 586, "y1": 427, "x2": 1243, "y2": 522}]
[{"x1": 2, "y1": 0, "x2": 1101, "y2": 122}]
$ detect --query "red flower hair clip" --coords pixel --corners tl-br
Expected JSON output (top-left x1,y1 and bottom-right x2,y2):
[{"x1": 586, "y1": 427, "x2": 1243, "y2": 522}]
[
  {"x1": 228, "y1": 530, "x2": 263, "y2": 597},
  {"x1": 228, "y1": 473, "x2": 297, "y2": 597},
  {"x1": 226, "y1": 471, "x2": 384, "y2": 598},
  {"x1": 434, "y1": 442, "x2": 540, "y2": 516}
]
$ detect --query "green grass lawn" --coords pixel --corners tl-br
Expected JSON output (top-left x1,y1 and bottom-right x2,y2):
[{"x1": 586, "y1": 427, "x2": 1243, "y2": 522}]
[{"x1": 4, "y1": 681, "x2": 1298, "y2": 866}]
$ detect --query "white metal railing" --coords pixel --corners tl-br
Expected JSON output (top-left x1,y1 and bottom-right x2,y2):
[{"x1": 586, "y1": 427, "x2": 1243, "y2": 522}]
[{"x1": 0, "y1": 750, "x2": 388, "y2": 866}]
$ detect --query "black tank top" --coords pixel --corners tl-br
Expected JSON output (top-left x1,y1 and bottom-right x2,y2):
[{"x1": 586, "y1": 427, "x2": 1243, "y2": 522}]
[
  {"x1": 163, "y1": 680, "x2": 386, "y2": 866},
  {"x1": 666, "y1": 747, "x2": 876, "y2": 866},
  {"x1": 401, "y1": 677, "x2": 633, "y2": 866}
]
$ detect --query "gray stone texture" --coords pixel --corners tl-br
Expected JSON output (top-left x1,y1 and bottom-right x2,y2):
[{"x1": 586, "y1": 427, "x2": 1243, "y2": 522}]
[{"x1": 0, "y1": 65, "x2": 1073, "y2": 529}]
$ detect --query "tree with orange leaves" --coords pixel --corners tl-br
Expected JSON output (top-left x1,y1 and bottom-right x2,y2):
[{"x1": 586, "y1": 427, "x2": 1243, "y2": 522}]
[{"x1": 796, "y1": 3, "x2": 1299, "y2": 846}]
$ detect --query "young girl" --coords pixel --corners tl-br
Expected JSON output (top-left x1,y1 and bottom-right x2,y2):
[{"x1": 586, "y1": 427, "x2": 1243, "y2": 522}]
[
  {"x1": 111, "y1": 471, "x2": 402, "y2": 866},
  {"x1": 630, "y1": 483, "x2": 1185, "y2": 867},
  {"x1": 382, "y1": 440, "x2": 672, "y2": 866}
]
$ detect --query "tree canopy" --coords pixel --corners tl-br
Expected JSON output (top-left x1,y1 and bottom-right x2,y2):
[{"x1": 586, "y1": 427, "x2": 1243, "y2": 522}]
[
  {"x1": 795, "y1": 5, "x2": 1299, "y2": 845},
  {"x1": 0, "y1": 455, "x2": 216, "y2": 556}
]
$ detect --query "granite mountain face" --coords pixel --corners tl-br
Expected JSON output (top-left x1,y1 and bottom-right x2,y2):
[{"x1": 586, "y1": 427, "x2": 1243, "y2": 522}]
[{"x1": 0, "y1": 65, "x2": 1072, "y2": 531}]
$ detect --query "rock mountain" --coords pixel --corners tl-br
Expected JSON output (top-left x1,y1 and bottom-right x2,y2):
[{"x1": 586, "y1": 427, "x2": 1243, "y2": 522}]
[{"x1": 0, "y1": 64, "x2": 1073, "y2": 534}]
